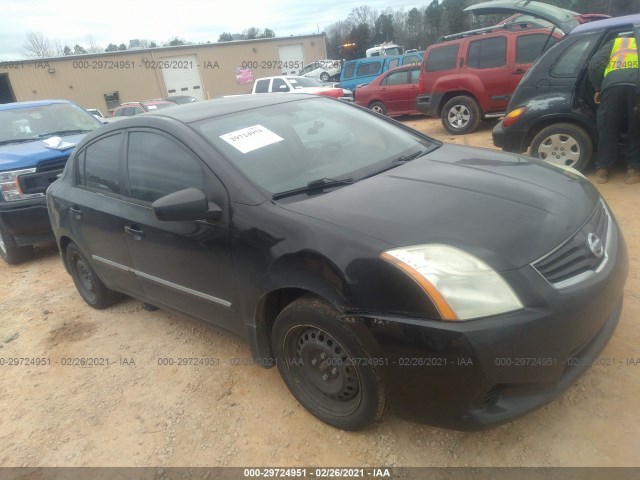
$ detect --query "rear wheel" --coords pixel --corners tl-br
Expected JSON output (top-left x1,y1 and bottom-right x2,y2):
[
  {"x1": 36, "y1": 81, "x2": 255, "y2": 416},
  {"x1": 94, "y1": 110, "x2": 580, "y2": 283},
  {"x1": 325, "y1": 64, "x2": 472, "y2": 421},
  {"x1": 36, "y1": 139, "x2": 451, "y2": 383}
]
[
  {"x1": 272, "y1": 295, "x2": 386, "y2": 431},
  {"x1": 530, "y1": 123, "x2": 592, "y2": 172},
  {"x1": 0, "y1": 222, "x2": 32, "y2": 265},
  {"x1": 441, "y1": 96, "x2": 481, "y2": 134},
  {"x1": 368, "y1": 101, "x2": 387, "y2": 116},
  {"x1": 65, "y1": 243, "x2": 121, "y2": 309}
]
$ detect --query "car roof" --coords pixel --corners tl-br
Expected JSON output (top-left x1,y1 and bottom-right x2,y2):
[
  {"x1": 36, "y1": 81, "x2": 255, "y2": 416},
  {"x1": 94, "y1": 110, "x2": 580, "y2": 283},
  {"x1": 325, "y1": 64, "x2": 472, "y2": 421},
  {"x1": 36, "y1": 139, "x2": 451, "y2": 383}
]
[
  {"x1": 570, "y1": 13, "x2": 640, "y2": 35},
  {"x1": 0, "y1": 99, "x2": 73, "y2": 111},
  {"x1": 143, "y1": 93, "x2": 318, "y2": 124}
]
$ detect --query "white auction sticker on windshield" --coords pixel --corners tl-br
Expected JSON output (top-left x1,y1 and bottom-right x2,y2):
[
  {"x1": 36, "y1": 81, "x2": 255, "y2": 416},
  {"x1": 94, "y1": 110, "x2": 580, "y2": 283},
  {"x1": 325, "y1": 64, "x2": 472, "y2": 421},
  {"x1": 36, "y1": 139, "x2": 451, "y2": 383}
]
[{"x1": 219, "y1": 125, "x2": 284, "y2": 154}]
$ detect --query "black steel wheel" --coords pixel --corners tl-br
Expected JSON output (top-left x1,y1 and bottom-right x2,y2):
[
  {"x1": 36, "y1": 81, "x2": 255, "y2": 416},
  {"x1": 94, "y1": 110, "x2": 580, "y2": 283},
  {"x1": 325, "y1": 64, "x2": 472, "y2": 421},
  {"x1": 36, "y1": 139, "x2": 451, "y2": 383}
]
[
  {"x1": 272, "y1": 295, "x2": 386, "y2": 431},
  {"x1": 65, "y1": 243, "x2": 121, "y2": 309}
]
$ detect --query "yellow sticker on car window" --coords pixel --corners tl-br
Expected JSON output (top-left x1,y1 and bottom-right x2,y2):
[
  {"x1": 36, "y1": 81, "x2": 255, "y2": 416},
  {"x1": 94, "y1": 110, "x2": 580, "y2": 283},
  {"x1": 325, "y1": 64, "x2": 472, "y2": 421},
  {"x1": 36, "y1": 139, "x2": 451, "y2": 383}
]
[{"x1": 219, "y1": 125, "x2": 284, "y2": 154}]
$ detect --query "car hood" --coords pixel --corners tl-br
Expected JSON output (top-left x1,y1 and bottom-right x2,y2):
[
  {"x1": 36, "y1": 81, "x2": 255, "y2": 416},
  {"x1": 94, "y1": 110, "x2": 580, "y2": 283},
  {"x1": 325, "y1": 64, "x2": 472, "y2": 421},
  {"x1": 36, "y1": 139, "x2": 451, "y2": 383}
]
[
  {"x1": 280, "y1": 144, "x2": 600, "y2": 271},
  {"x1": 465, "y1": 0, "x2": 580, "y2": 34},
  {"x1": 0, "y1": 133, "x2": 86, "y2": 170}
]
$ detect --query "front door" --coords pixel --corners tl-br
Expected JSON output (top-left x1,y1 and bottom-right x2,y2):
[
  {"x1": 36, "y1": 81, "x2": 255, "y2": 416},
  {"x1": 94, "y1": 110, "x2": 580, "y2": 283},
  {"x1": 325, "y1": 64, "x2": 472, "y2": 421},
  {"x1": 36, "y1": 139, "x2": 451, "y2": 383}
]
[{"x1": 122, "y1": 129, "x2": 240, "y2": 335}]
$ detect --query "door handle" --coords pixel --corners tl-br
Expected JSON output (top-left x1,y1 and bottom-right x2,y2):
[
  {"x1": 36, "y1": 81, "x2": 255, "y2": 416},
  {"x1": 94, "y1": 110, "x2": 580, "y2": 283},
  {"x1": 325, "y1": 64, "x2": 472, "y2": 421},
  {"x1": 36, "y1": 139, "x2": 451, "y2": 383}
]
[
  {"x1": 70, "y1": 206, "x2": 83, "y2": 219},
  {"x1": 512, "y1": 68, "x2": 526, "y2": 75},
  {"x1": 124, "y1": 225, "x2": 145, "y2": 240}
]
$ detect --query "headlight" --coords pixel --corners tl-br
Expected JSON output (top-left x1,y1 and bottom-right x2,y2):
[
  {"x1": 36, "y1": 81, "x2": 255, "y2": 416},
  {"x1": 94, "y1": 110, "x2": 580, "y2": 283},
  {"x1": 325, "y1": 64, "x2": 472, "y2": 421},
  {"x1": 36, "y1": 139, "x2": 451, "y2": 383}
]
[
  {"x1": 0, "y1": 168, "x2": 39, "y2": 201},
  {"x1": 381, "y1": 244, "x2": 523, "y2": 320}
]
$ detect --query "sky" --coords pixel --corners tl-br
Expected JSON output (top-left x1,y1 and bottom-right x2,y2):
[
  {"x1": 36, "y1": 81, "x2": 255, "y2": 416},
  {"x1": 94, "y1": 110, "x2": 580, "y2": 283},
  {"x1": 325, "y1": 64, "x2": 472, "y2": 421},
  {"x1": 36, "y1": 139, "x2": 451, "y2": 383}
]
[{"x1": 1, "y1": 0, "x2": 423, "y2": 60}]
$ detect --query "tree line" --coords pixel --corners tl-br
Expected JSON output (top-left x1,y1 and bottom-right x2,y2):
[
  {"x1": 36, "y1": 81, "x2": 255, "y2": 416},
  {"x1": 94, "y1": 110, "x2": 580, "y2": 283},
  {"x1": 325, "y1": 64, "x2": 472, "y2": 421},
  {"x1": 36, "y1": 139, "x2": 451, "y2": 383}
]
[
  {"x1": 23, "y1": 0, "x2": 640, "y2": 59},
  {"x1": 324, "y1": 0, "x2": 640, "y2": 59}
]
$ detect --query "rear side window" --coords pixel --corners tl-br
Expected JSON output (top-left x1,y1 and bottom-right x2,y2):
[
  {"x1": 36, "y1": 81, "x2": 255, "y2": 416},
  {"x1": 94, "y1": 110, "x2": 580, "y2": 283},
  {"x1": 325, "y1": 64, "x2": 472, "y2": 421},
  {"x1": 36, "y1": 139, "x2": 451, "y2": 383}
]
[
  {"x1": 254, "y1": 79, "x2": 270, "y2": 93},
  {"x1": 127, "y1": 131, "x2": 203, "y2": 203},
  {"x1": 272, "y1": 78, "x2": 289, "y2": 92},
  {"x1": 409, "y1": 67, "x2": 421, "y2": 83},
  {"x1": 82, "y1": 133, "x2": 122, "y2": 194},
  {"x1": 551, "y1": 36, "x2": 597, "y2": 77},
  {"x1": 387, "y1": 58, "x2": 400, "y2": 69},
  {"x1": 516, "y1": 34, "x2": 559, "y2": 64},
  {"x1": 356, "y1": 62, "x2": 382, "y2": 76},
  {"x1": 425, "y1": 44, "x2": 459, "y2": 72},
  {"x1": 468, "y1": 37, "x2": 507, "y2": 68}
]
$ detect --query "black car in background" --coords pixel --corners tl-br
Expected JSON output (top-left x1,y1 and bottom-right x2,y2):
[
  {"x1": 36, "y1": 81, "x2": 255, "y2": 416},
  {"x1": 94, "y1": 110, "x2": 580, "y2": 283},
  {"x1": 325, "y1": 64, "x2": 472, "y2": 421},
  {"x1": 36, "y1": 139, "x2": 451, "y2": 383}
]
[
  {"x1": 492, "y1": 13, "x2": 640, "y2": 171},
  {"x1": 47, "y1": 94, "x2": 627, "y2": 431}
]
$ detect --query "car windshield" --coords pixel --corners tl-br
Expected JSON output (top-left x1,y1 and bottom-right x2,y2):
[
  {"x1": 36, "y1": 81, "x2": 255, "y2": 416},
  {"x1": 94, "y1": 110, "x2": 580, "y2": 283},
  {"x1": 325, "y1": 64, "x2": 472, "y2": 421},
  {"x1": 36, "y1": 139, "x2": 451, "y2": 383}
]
[
  {"x1": 145, "y1": 103, "x2": 175, "y2": 110},
  {"x1": 0, "y1": 103, "x2": 100, "y2": 145},
  {"x1": 196, "y1": 97, "x2": 436, "y2": 196},
  {"x1": 286, "y1": 77, "x2": 323, "y2": 88}
]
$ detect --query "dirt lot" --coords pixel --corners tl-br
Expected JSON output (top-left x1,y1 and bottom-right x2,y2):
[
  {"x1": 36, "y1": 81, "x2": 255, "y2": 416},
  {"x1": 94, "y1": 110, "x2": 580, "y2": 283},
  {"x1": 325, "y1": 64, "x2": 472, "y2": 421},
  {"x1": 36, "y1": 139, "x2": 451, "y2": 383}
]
[{"x1": 1, "y1": 116, "x2": 639, "y2": 468}]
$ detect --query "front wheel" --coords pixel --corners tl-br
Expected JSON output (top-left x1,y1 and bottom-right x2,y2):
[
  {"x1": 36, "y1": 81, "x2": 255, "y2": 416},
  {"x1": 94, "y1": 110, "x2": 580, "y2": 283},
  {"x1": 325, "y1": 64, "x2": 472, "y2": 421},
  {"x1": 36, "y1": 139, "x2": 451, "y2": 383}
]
[
  {"x1": 65, "y1": 243, "x2": 121, "y2": 309},
  {"x1": 0, "y1": 222, "x2": 32, "y2": 265},
  {"x1": 441, "y1": 95, "x2": 481, "y2": 134},
  {"x1": 530, "y1": 123, "x2": 593, "y2": 172},
  {"x1": 272, "y1": 295, "x2": 386, "y2": 431}
]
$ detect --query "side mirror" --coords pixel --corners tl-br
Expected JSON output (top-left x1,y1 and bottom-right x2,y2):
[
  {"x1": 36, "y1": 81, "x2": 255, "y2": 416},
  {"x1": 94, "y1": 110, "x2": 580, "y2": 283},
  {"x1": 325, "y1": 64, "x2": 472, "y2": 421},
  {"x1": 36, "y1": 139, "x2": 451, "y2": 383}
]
[{"x1": 152, "y1": 187, "x2": 221, "y2": 221}]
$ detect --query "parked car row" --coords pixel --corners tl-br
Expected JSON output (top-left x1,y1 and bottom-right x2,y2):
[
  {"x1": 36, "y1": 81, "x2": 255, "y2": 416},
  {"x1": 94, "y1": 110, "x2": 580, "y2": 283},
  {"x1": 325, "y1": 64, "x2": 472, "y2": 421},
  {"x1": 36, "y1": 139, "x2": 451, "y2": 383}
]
[{"x1": 252, "y1": 76, "x2": 353, "y2": 102}]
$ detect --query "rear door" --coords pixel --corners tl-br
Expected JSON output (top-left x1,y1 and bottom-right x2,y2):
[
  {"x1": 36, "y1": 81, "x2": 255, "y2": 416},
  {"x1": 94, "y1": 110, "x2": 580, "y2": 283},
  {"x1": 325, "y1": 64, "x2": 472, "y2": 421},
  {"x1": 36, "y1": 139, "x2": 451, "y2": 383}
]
[
  {"x1": 70, "y1": 132, "x2": 143, "y2": 297},
  {"x1": 464, "y1": 35, "x2": 510, "y2": 111},
  {"x1": 510, "y1": 32, "x2": 560, "y2": 93}
]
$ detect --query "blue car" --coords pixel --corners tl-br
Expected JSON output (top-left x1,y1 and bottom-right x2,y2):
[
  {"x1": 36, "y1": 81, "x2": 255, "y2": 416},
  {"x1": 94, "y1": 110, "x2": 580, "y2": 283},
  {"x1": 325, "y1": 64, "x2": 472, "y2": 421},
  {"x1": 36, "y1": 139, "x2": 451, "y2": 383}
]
[{"x1": 0, "y1": 100, "x2": 102, "y2": 263}]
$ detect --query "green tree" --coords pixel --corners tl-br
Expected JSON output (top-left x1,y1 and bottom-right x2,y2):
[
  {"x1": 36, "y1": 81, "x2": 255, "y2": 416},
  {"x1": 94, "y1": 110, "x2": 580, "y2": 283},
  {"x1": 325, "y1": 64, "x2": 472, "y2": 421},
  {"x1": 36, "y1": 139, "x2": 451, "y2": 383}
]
[
  {"x1": 63, "y1": 45, "x2": 72, "y2": 55},
  {"x1": 374, "y1": 13, "x2": 395, "y2": 44},
  {"x1": 243, "y1": 27, "x2": 260, "y2": 39},
  {"x1": 118, "y1": 43, "x2": 127, "y2": 51},
  {"x1": 168, "y1": 37, "x2": 186, "y2": 46},
  {"x1": 73, "y1": 44, "x2": 87, "y2": 55},
  {"x1": 218, "y1": 32, "x2": 233, "y2": 42},
  {"x1": 105, "y1": 43, "x2": 119, "y2": 52},
  {"x1": 149, "y1": 41, "x2": 157, "y2": 48},
  {"x1": 260, "y1": 28, "x2": 276, "y2": 38}
]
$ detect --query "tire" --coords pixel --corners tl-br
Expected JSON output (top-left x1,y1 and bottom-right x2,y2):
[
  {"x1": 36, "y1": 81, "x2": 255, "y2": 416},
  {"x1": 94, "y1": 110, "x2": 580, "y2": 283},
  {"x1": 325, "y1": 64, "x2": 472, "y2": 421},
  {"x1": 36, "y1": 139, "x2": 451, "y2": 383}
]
[
  {"x1": 530, "y1": 123, "x2": 593, "y2": 172},
  {"x1": 0, "y1": 222, "x2": 32, "y2": 265},
  {"x1": 368, "y1": 101, "x2": 387, "y2": 116},
  {"x1": 441, "y1": 95, "x2": 481, "y2": 134},
  {"x1": 65, "y1": 243, "x2": 121, "y2": 309},
  {"x1": 272, "y1": 295, "x2": 386, "y2": 431},
  {"x1": 320, "y1": 71, "x2": 330, "y2": 82}
]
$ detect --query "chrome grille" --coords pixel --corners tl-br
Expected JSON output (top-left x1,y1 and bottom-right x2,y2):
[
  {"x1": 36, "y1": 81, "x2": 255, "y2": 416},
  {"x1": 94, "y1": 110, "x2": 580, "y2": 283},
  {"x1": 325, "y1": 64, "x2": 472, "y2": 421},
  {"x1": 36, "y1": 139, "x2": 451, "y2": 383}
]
[{"x1": 532, "y1": 201, "x2": 611, "y2": 288}]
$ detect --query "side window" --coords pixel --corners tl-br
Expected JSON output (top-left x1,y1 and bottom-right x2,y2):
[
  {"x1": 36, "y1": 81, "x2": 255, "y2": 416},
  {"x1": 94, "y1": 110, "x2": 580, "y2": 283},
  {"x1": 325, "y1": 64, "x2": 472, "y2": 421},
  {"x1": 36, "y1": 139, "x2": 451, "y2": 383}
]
[
  {"x1": 133, "y1": 107, "x2": 144, "y2": 115},
  {"x1": 409, "y1": 67, "x2": 421, "y2": 83},
  {"x1": 272, "y1": 78, "x2": 290, "y2": 92},
  {"x1": 82, "y1": 133, "x2": 122, "y2": 194},
  {"x1": 387, "y1": 59, "x2": 400, "y2": 69},
  {"x1": 344, "y1": 63, "x2": 356, "y2": 79},
  {"x1": 468, "y1": 37, "x2": 507, "y2": 68},
  {"x1": 356, "y1": 62, "x2": 382, "y2": 76},
  {"x1": 383, "y1": 71, "x2": 408, "y2": 86},
  {"x1": 402, "y1": 55, "x2": 421, "y2": 66},
  {"x1": 551, "y1": 36, "x2": 597, "y2": 77},
  {"x1": 127, "y1": 131, "x2": 204, "y2": 203},
  {"x1": 425, "y1": 44, "x2": 460, "y2": 72},
  {"x1": 516, "y1": 34, "x2": 559, "y2": 64},
  {"x1": 254, "y1": 79, "x2": 270, "y2": 93}
]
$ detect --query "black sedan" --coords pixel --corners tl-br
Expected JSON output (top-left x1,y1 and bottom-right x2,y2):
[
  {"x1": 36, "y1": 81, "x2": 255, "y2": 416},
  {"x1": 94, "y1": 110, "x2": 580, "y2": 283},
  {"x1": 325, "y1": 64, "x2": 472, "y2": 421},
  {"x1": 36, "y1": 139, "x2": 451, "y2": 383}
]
[{"x1": 46, "y1": 94, "x2": 628, "y2": 431}]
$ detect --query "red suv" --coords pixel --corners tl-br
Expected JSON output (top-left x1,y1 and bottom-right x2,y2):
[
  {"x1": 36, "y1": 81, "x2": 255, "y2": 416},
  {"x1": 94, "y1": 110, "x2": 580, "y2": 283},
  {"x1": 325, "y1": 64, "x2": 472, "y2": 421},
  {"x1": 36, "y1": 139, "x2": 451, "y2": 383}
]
[{"x1": 416, "y1": 24, "x2": 561, "y2": 134}]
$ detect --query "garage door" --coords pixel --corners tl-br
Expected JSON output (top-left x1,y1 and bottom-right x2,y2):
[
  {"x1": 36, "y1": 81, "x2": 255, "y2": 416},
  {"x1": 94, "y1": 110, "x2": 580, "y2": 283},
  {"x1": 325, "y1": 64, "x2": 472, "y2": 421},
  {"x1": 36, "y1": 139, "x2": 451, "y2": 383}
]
[
  {"x1": 160, "y1": 54, "x2": 204, "y2": 100},
  {"x1": 278, "y1": 44, "x2": 304, "y2": 75}
]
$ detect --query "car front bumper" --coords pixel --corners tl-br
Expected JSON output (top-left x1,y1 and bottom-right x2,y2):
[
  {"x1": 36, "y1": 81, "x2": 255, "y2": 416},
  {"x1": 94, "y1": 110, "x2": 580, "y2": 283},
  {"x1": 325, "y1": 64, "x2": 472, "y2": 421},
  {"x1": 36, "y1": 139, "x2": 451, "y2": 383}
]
[
  {"x1": 416, "y1": 93, "x2": 443, "y2": 117},
  {"x1": 0, "y1": 196, "x2": 55, "y2": 246},
  {"x1": 492, "y1": 119, "x2": 528, "y2": 153},
  {"x1": 358, "y1": 220, "x2": 628, "y2": 430}
]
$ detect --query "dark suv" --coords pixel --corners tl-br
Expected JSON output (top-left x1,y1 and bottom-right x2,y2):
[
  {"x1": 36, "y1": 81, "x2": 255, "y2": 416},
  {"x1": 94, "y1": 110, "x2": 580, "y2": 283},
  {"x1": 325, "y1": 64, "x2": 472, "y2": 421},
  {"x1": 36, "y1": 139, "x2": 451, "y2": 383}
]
[
  {"x1": 416, "y1": 24, "x2": 562, "y2": 134},
  {"x1": 493, "y1": 13, "x2": 640, "y2": 171}
]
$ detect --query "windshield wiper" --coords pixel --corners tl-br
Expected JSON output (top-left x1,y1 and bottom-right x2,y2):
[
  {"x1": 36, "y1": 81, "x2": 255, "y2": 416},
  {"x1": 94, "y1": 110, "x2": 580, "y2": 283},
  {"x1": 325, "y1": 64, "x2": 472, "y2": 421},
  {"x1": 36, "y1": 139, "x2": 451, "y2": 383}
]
[
  {"x1": 273, "y1": 177, "x2": 354, "y2": 200},
  {"x1": 0, "y1": 138, "x2": 38, "y2": 146},
  {"x1": 38, "y1": 129, "x2": 93, "y2": 138},
  {"x1": 393, "y1": 149, "x2": 427, "y2": 163}
]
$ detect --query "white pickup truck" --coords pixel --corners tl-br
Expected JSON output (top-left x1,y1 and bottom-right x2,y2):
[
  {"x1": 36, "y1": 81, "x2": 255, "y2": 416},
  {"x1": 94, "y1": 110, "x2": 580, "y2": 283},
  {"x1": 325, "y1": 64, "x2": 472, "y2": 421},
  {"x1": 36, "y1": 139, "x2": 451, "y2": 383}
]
[{"x1": 251, "y1": 76, "x2": 353, "y2": 102}]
